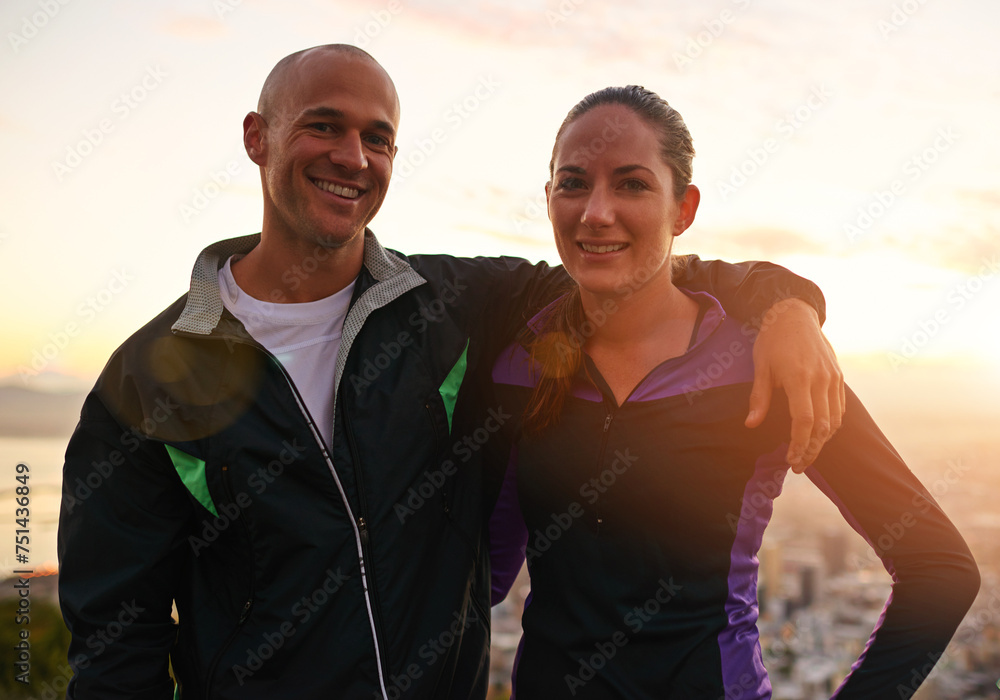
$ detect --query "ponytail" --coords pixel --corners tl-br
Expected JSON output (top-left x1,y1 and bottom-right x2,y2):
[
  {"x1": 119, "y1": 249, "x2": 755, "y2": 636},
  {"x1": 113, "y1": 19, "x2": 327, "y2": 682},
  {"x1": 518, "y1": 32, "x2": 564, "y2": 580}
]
[{"x1": 522, "y1": 289, "x2": 586, "y2": 433}]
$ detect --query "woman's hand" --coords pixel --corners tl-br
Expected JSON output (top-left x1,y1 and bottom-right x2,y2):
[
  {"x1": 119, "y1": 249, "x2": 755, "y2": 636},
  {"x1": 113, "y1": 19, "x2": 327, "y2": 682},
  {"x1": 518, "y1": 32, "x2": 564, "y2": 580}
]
[{"x1": 744, "y1": 298, "x2": 845, "y2": 472}]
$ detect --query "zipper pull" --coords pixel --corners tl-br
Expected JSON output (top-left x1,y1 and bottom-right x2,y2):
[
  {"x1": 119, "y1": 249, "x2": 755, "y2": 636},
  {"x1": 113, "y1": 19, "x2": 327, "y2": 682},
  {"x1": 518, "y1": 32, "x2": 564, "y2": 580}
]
[
  {"x1": 358, "y1": 517, "x2": 368, "y2": 546},
  {"x1": 239, "y1": 599, "x2": 253, "y2": 623},
  {"x1": 603, "y1": 414, "x2": 613, "y2": 432}
]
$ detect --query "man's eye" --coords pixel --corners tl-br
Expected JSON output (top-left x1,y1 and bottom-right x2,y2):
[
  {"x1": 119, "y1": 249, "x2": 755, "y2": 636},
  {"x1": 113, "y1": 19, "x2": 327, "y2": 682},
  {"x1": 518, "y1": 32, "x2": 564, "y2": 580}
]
[
  {"x1": 364, "y1": 134, "x2": 391, "y2": 147},
  {"x1": 556, "y1": 177, "x2": 585, "y2": 190},
  {"x1": 309, "y1": 123, "x2": 333, "y2": 132}
]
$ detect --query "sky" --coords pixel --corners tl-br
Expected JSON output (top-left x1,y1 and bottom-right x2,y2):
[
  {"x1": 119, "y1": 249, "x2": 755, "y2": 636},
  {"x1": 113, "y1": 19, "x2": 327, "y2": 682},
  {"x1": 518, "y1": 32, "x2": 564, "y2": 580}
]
[{"x1": 1, "y1": 0, "x2": 999, "y2": 404}]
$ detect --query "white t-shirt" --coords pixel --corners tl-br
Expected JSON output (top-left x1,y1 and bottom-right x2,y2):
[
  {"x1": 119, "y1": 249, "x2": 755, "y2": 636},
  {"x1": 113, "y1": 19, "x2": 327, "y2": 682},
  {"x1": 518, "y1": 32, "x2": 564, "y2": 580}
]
[{"x1": 218, "y1": 256, "x2": 355, "y2": 447}]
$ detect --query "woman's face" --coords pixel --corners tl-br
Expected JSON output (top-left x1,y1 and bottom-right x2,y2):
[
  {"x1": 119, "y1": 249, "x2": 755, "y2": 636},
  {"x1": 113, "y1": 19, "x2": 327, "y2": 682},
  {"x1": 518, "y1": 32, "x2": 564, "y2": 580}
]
[{"x1": 546, "y1": 104, "x2": 699, "y2": 300}]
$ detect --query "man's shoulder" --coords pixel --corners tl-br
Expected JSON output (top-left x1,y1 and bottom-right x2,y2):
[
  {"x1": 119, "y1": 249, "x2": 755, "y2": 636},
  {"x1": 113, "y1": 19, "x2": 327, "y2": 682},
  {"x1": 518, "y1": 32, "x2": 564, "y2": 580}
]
[
  {"x1": 88, "y1": 292, "x2": 261, "y2": 438},
  {"x1": 97, "y1": 294, "x2": 192, "y2": 380},
  {"x1": 124, "y1": 294, "x2": 190, "y2": 347}
]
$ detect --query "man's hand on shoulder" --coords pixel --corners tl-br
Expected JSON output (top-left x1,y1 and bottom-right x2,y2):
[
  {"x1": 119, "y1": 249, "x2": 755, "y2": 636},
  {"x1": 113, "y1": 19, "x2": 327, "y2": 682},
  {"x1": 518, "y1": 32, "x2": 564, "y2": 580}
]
[{"x1": 744, "y1": 298, "x2": 845, "y2": 473}]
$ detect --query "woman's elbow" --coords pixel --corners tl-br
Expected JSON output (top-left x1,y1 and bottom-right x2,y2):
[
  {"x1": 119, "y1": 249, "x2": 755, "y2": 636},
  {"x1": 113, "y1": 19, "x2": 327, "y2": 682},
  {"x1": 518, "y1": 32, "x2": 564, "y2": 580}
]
[
  {"x1": 951, "y1": 551, "x2": 981, "y2": 612},
  {"x1": 920, "y1": 548, "x2": 981, "y2": 623}
]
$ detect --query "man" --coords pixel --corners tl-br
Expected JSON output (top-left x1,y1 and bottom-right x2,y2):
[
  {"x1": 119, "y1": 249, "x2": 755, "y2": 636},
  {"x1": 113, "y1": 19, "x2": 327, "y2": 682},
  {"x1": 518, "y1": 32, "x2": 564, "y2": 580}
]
[{"x1": 58, "y1": 45, "x2": 842, "y2": 699}]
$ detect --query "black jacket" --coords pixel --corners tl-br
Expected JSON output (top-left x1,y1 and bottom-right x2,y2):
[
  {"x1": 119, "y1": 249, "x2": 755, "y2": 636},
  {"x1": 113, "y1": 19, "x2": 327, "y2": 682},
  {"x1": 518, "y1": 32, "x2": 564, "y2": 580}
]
[
  {"x1": 58, "y1": 231, "x2": 825, "y2": 699},
  {"x1": 489, "y1": 292, "x2": 979, "y2": 698}
]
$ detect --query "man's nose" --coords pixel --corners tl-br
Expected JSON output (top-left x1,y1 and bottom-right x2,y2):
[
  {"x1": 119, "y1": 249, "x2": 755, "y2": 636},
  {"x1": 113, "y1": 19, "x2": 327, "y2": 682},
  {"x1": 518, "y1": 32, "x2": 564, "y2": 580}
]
[{"x1": 329, "y1": 132, "x2": 367, "y2": 172}]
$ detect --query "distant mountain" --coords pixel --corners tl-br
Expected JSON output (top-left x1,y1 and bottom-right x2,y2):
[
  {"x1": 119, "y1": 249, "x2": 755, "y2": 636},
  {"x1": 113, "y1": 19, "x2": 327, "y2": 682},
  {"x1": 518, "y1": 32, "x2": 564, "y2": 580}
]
[
  {"x1": 0, "y1": 569, "x2": 58, "y2": 603},
  {"x1": 0, "y1": 386, "x2": 85, "y2": 437}
]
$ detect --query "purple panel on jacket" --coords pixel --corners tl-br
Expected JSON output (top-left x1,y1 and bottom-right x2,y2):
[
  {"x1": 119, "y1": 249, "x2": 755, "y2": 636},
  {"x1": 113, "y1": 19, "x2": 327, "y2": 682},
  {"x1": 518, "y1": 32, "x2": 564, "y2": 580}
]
[
  {"x1": 490, "y1": 446, "x2": 527, "y2": 606},
  {"x1": 627, "y1": 291, "x2": 756, "y2": 403},
  {"x1": 718, "y1": 446, "x2": 787, "y2": 700},
  {"x1": 492, "y1": 290, "x2": 756, "y2": 403}
]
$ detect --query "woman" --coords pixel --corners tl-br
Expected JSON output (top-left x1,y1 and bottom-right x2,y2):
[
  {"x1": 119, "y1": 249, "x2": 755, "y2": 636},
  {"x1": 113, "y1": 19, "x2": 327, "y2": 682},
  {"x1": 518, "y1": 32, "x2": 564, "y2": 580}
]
[{"x1": 488, "y1": 86, "x2": 980, "y2": 699}]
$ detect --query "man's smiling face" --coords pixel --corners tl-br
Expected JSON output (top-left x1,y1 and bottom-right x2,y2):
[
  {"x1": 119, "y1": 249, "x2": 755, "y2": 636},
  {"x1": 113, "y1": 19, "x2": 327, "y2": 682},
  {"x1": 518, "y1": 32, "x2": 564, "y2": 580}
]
[{"x1": 251, "y1": 48, "x2": 399, "y2": 252}]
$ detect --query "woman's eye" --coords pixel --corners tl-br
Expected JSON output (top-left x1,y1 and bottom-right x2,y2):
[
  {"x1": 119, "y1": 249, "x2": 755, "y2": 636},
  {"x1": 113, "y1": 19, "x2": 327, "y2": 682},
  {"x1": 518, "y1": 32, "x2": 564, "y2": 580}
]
[{"x1": 622, "y1": 179, "x2": 648, "y2": 191}]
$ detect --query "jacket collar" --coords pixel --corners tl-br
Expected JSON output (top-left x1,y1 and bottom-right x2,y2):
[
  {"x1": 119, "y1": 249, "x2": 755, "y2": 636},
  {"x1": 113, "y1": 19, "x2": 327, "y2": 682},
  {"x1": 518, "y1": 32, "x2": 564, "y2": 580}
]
[
  {"x1": 526, "y1": 288, "x2": 727, "y2": 348},
  {"x1": 171, "y1": 230, "x2": 421, "y2": 335}
]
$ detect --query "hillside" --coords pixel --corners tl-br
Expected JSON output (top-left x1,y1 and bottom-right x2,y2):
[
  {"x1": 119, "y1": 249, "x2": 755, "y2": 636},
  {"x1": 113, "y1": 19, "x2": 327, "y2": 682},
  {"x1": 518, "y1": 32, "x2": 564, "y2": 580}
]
[{"x1": 0, "y1": 386, "x2": 85, "y2": 437}]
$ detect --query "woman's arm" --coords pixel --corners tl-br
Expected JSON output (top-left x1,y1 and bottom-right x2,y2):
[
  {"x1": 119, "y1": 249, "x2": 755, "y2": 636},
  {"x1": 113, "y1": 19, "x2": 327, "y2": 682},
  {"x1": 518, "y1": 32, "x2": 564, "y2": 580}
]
[{"x1": 803, "y1": 387, "x2": 979, "y2": 697}]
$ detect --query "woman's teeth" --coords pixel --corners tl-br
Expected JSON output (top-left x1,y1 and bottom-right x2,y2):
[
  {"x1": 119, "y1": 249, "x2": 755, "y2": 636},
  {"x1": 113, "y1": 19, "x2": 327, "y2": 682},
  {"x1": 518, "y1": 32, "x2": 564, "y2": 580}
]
[{"x1": 580, "y1": 243, "x2": 626, "y2": 253}]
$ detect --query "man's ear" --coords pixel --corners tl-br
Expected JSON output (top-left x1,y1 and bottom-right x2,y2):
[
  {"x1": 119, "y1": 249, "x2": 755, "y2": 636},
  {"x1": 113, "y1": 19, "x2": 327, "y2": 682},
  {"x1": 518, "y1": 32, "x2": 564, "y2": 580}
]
[
  {"x1": 243, "y1": 112, "x2": 267, "y2": 166},
  {"x1": 673, "y1": 184, "x2": 701, "y2": 236},
  {"x1": 544, "y1": 181, "x2": 552, "y2": 221}
]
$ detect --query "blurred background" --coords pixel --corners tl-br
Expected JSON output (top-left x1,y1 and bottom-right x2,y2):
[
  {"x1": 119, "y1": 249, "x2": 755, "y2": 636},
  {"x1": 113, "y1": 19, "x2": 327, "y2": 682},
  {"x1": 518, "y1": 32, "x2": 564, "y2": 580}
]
[{"x1": 1, "y1": 0, "x2": 998, "y2": 697}]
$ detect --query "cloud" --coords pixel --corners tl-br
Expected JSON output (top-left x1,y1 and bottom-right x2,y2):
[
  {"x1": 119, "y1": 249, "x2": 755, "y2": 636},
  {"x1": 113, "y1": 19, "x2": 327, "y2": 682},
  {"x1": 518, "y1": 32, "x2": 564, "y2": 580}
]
[
  {"x1": 869, "y1": 190, "x2": 1000, "y2": 275},
  {"x1": 956, "y1": 188, "x2": 1000, "y2": 210},
  {"x1": 0, "y1": 112, "x2": 28, "y2": 134},
  {"x1": 690, "y1": 226, "x2": 829, "y2": 260},
  {"x1": 879, "y1": 228, "x2": 1000, "y2": 277},
  {"x1": 159, "y1": 15, "x2": 229, "y2": 41}
]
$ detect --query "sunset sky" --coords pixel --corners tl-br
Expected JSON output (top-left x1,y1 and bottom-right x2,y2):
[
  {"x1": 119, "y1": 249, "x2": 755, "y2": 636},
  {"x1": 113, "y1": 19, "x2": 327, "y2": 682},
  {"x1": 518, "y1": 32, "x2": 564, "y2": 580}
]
[{"x1": 2, "y1": 0, "x2": 999, "y2": 401}]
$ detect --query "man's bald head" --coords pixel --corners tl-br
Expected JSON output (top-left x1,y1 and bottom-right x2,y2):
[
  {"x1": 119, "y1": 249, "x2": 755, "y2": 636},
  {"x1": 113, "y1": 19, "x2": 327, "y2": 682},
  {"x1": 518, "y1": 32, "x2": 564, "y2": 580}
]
[{"x1": 257, "y1": 44, "x2": 400, "y2": 125}]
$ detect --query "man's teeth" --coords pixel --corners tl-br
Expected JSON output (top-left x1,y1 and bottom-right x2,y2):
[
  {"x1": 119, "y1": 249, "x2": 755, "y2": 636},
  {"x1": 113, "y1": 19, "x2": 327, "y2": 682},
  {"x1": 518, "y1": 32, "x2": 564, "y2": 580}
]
[
  {"x1": 313, "y1": 180, "x2": 360, "y2": 199},
  {"x1": 580, "y1": 243, "x2": 626, "y2": 253}
]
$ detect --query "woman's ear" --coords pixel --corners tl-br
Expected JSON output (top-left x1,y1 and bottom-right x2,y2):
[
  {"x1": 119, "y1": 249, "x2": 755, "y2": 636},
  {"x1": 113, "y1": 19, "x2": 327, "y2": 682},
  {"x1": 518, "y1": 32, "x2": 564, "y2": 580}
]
[{"x1": 673, "y1": 184, "x2": 700, "y2": 236}]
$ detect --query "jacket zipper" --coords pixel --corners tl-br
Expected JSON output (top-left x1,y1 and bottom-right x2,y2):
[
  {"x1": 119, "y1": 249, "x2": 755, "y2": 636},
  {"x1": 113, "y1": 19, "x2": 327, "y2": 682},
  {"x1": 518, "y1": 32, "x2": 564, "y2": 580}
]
[
  {"x1": 202, "y1": 465, "x2": 256, "y2": 698},
  {"x1": 179, "y1": 331, "x2": 392, "y2": 700},
  {"x1": 594, "y1": 406, "x2": 616, "y2": 535},
  {"x1": 341, "y1": 405, "x2": 390, "y2": 679},
  {"x1": 425, "y1": 401, "x2": 444, "y2": 446},
  {"x1": 425, "y1": 403, "x2": 479, "y2": 557}
]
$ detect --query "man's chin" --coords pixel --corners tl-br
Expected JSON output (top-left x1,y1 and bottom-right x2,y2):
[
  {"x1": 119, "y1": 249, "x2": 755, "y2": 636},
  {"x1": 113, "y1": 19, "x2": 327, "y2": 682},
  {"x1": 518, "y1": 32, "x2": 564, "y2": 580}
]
[{"x1": 308, "y1": 227, "x2": 365, "y2": 251}]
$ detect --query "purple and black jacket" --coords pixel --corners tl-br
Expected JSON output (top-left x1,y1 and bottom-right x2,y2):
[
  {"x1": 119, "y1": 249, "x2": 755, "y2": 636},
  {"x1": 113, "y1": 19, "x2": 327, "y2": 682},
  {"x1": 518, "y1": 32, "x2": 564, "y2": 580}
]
[{"x1": 489, "y1": 291, "x2": 979, "y2": 699}]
